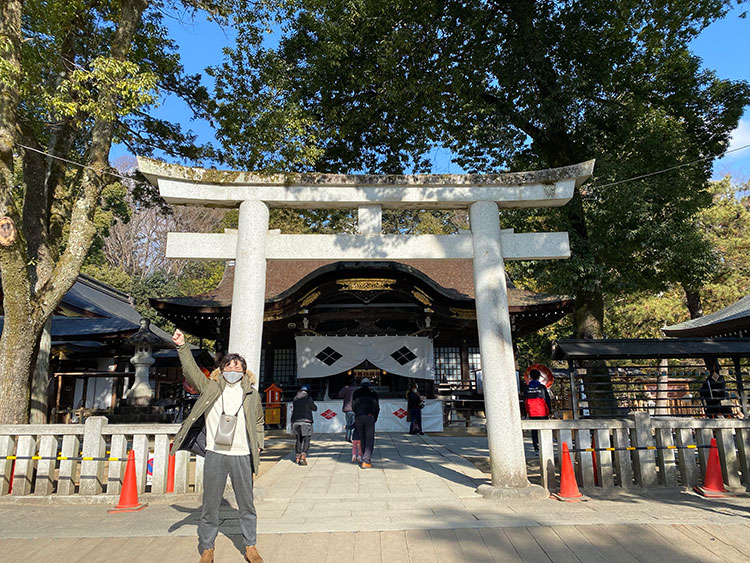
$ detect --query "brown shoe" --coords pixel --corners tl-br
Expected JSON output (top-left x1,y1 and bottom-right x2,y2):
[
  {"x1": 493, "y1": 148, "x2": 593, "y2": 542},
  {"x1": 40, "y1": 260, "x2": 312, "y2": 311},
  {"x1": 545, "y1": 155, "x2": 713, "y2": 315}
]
[
  {"x1": 199, "y1": 548, "x2": 214, "y2": 563},
  {"x1": 360, "y1": 462, "x2": 373, "y2": 469},
  {"x1": 245, "y1": 545, "x2": 264, "y2": 563}
]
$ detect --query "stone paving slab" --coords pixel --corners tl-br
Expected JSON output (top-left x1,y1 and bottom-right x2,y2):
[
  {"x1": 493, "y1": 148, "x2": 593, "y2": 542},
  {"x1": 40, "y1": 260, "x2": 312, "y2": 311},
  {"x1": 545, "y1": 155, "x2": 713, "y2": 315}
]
[
  {"x1": 3, "y1": 433, "x2": 750, "y2": 561},
  {"x1": 2, "y1": 524, "x2": 750, "y2": 562}
]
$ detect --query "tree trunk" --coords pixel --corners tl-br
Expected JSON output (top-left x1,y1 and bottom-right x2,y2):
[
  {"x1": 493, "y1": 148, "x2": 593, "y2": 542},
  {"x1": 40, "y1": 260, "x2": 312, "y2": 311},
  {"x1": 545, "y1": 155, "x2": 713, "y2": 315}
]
[
  {"x1": 0, "y1": 316, "x2": 43, "y2": 424},
  {"x1": 29, "y1": 318, "x2": 53, "y2": 424},
  {"x1": 684, "y1": 287, "x2": 703, "y2": 319},
  {"x1": 575, "y1": 290, "x2": 618, "y2": 417},
  {"x1": 0, "y1": 0, "x2": 149, "y2": 423}
]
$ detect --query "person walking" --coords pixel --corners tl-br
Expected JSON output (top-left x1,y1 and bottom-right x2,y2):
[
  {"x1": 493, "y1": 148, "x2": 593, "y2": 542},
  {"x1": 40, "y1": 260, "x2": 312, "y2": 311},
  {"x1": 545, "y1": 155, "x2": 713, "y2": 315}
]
[
  {"x1": 171, "y1": 329, "x2": 265, "y2": 563},
  {"x1": 523, "y1": 368, "x2": 551, "y2": 452},
  {"x1": 291, "y1": 384, "x2": 317, "y2": 465},
  {"x1": 406, "y1": 382, "x2": 424, "y2": 435},
  {"x1": 353, "y1": 378, "x2": 380, "y2": 469},
  {"x1": 338, "y1": 379, "x2": 358, "y2": 442}
]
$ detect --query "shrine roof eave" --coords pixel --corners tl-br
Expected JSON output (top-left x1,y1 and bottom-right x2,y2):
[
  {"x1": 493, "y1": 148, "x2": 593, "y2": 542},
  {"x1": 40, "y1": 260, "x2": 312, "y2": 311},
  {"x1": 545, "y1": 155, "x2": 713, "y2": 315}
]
[
  {"x1": 553, "y1": 338, "x2": 750, "y2": 361},
  {"x1": 662, "y1": 295, "x2": 750, "y2": 338},
  {"x1": 138, "y1": 157, "x2": 595, "y2": 189}
]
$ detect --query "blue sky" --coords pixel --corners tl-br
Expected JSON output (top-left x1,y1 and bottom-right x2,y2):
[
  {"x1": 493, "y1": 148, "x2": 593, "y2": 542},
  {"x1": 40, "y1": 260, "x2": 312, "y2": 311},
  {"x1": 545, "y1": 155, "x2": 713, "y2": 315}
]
[{"x1": 116, "y1": 6, "x2": 750, "y2": 180}]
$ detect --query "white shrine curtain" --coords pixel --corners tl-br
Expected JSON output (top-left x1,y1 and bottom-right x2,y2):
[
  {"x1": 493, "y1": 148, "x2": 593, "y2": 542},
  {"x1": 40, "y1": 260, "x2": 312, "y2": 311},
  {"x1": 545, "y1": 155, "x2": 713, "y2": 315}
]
[{"x1": 295, "y1": 335, "x2": 434, "y2": 379}]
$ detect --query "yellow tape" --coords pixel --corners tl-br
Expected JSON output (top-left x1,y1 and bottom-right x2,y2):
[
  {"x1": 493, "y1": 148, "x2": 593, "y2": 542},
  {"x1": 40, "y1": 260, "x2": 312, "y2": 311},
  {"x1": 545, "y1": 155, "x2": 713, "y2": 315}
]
[
  {"x1": 31, "y1": 456, "x2": 42, "y2": 460},
  {"x1": 647, "y1": 446, "x2": 656, "y2": 450},
  {"x1": 58, "y1": 456, "x2": 68, "y2": 460},
  {"x1": 605, "y1": 447, "x2": 615, "y2": 451},
  {"x1": 82, "y1": 457, "x2": 94, "y2": 461},
  {"x1": 686, "y1": 444, "x2": 697, "y2": 449},
  {"x1": 667, "y1": 445, "x2": 677, "y2": 449},
  {"x1": 626, "y1": 447, "x2": 636, "y2": 450},
  {"x1": 7, "y1": 455, "x2": 16, "y2": 460}
]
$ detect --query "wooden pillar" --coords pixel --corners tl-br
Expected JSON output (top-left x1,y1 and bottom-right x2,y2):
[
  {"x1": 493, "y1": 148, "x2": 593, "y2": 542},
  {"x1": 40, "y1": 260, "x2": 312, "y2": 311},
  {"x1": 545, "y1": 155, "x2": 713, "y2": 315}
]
[
  {"x1": 460, "y1": 340, "x2": 470, "y2": 387},
  {"x1": 733, "y1": 357, "x2": 748, "y2": 418},
  {"x1": 568, "y1": 360, "x2": 579, "y2": 420}
]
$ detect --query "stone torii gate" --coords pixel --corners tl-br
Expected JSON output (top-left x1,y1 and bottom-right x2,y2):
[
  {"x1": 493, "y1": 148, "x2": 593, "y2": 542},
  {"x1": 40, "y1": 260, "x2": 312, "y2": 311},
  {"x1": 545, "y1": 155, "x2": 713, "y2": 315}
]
[{"x1": 138, "y1": 157, "x2": 594, "y2": 498}]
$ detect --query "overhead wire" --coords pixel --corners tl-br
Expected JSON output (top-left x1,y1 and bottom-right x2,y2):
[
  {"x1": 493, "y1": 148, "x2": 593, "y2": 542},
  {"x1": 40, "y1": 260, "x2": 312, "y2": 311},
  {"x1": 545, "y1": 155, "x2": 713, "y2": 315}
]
[
  {"x1": 15, "y1": 143, "x2": 151, "y2": 187},
  {"x1": 15, "y1": 140, "x2": 750, "y2": 190},
  {"x1": 592, "y1": 143, "x2": 750, "y2": 189}
]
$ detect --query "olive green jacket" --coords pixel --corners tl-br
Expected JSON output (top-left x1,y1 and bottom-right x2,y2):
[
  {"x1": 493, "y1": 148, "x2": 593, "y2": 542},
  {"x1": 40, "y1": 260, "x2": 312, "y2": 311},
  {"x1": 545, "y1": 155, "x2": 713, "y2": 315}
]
[{"x1": 172, "y1": 344, "x2": 264, "y2": 474}]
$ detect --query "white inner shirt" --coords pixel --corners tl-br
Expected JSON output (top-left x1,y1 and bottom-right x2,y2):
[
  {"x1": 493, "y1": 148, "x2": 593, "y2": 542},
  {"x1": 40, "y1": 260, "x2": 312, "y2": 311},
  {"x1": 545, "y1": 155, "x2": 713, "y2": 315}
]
[{"x1": 205, "y1": 381, "x2": 250, "y2": 455}]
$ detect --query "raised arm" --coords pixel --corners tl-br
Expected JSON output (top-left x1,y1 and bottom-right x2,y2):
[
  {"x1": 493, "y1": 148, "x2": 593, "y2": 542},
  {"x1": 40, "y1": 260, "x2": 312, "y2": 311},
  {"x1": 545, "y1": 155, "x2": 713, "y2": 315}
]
[{"x1": 173, "y1": 329, "x2": 207, "y2": 394}]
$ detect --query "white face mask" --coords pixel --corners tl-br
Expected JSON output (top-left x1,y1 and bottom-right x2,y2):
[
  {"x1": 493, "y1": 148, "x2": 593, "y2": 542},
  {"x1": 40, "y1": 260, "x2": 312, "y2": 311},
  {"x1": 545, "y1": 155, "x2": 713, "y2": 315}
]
[{"x1": 223, "y1": 371, "x2": 243, "y2": 384}]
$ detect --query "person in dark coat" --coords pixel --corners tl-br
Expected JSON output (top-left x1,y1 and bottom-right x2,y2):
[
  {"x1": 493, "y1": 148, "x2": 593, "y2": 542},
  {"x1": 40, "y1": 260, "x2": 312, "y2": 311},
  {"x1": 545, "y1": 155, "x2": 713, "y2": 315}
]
[
  {"x1": 352, "y1": 378, "x2": 380, "y2": 468},
  {"x1": 291, "y1": 384, "x2": 317, "y2": 465},
  {"x1": 406, "y1": 382, "x2": 424, "y2": 435},
  {"x1": 523, "y1": 368, "x2": 551, "y2": 452}
]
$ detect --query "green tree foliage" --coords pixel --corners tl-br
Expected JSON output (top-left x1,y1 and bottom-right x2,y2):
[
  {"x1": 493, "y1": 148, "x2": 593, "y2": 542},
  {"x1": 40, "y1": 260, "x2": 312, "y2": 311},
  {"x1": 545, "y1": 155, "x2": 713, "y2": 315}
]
[
  {"x1": 210, "y1": 1, "x2": 750, "y2": 415},
  {"x1": 0, "y1": 0, "x2": 233, "y2": 423},
  {"x1": 210, "y1": 0, "x2": 749, "y2": 343},
  {"x1": 605, "y1": 177, "x2": 750, "y2": 339}
]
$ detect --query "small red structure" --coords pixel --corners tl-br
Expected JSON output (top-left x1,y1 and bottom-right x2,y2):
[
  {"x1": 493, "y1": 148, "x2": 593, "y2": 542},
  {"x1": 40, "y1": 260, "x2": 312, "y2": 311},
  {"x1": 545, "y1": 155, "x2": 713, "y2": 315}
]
[{"x1": 264, "y1": 383, "x2": 283, "y2": 425}]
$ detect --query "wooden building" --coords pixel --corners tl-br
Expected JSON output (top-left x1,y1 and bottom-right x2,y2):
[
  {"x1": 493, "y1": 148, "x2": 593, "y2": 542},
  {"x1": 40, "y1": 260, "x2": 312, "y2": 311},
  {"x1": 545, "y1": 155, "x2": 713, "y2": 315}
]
[{"x1": 151, "y1": 260, "x2": 572, "y2": 400}]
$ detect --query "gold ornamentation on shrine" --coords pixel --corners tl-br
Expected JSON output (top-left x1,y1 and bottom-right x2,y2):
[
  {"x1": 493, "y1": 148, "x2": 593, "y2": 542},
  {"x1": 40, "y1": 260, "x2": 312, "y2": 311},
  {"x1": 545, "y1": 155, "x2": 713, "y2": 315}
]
[
  {"x1": 449, "y1": 307, "x2": 476, "y2": 320},
  {"x1": 299, "y1": 291, "x2": 321, "y2": 307},
  {"x1": 411, "y1": 289, "x2": 432, "y2": 306},
  {"x1": 337, "y1": 278, "x2": 396, "y2": 291}
]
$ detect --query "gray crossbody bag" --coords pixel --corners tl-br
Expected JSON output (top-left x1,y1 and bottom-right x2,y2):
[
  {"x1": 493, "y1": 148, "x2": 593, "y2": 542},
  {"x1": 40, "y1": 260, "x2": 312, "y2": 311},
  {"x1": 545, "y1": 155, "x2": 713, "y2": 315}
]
[{"x1": 215, "y1": 394, "x2": 244, "y2": 446}]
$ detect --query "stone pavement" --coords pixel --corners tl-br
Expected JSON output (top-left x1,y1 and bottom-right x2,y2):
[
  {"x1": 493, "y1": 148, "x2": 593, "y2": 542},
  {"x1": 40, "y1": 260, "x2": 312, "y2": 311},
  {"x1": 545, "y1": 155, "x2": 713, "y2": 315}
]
[{"x1": 2, "y1": 433, "x2": 750, "y2": 562}]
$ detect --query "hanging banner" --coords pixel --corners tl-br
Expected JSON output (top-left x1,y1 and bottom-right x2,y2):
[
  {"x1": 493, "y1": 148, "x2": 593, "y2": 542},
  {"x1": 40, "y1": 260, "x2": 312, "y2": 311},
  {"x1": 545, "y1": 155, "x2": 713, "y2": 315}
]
[{"x1": 296, "y1": 335, "x2": 435, "y2": 379}]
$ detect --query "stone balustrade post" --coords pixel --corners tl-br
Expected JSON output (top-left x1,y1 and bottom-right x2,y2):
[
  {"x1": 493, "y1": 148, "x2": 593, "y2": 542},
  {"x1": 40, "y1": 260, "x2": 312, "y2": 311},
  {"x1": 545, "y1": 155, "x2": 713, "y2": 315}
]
[
  {"x1": 630, "y1": 412, "x2": 657, "y2": 488},
  {"x1": 80, "y1": 416, "x2": 107, "y2": 495}
]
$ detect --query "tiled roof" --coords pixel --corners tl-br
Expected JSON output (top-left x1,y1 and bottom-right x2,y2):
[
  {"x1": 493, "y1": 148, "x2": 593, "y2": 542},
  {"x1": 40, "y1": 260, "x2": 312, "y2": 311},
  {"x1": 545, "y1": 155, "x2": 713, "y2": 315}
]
[
  {"x1": 151, "y1": 260, "x2": 569, "y2": 310},
  {"x1": 662, "y1": 295, "x2": 750, "y2": 338}
]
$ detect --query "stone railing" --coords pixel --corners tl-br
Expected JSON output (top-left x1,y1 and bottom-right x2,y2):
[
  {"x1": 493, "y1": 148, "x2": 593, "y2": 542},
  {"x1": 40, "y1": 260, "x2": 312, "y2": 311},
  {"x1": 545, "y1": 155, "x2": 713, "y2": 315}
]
[
  {"x1": 522, "y1": 413, "x2": 750, "y2": 492},
  {"x1": 0, "y1": 417, "x2": 202, "y2": 498}
]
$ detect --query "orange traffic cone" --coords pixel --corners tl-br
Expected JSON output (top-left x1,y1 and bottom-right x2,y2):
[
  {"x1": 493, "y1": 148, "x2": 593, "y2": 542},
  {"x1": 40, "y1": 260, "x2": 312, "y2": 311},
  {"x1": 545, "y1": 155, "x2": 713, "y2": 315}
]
[
  {"x1": 694, "y1": 437, "x2": 734, "y2": 497},
  {"x1": 108, "y1": 450, "x2": 148, "y2": 513},
  {"x1": 551, "y1": 442, "x2": 584, "y2": 502},
  {"x1": 166, "y1": 452, "x2": 175, "y2": 493}
]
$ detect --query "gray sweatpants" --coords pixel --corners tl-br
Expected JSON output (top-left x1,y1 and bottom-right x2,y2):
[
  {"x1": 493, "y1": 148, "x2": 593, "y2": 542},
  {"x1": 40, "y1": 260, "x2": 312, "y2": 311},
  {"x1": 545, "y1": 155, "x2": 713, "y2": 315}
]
[{"x1": 199, "y1": 450, "x2": 257, "y2": 551}]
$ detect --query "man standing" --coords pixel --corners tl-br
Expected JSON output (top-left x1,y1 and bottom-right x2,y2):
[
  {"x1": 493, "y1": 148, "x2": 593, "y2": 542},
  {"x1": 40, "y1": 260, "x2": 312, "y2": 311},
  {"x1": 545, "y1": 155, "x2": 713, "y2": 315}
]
[
  {"x1": 291, "y1": 384, "x2": 317, "y2": 465},
  {"x1": 523, "y1": 368, "x2": 551, "y2": 452},
  {"x1": 338, "y1": 379, "x2": 358, "y2": 442},
  {"x1": 171, "y1": 329, "x2": 264, "y2": 563},
  {"x1": 352, "y1": 378, "x2": 380, "y2": 469}
]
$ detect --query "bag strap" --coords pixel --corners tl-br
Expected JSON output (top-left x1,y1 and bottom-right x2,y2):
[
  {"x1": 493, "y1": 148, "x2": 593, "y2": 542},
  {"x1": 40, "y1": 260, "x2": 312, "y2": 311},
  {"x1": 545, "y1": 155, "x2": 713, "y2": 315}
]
[{"x1": 221, "y1": 392, "x2": 244, "y2": 417}]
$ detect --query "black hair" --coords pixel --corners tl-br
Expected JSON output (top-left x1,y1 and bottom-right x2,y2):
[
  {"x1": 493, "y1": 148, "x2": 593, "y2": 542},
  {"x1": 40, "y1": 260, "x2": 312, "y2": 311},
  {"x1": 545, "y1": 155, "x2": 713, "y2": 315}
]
[
  {"x1": 219, "y1": 353, "x2": 247, "y2": 372},
  {"x1": 529, "y1": 369, "x2": 542, "y2": 380}
]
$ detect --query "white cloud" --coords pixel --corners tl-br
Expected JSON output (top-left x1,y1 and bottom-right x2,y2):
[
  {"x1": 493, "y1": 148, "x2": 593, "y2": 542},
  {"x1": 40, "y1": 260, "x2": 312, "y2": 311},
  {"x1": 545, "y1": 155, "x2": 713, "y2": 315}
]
[{"x1": 727, "y1": 117, "x2": 750, "y2": 158}]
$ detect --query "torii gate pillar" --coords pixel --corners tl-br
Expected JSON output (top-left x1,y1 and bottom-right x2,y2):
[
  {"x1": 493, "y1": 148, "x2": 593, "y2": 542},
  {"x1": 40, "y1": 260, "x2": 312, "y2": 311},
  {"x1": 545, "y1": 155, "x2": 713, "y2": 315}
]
[
  {"x1": 228, "y1": 200, "x2": 269, "y2": 375},
  {"x1": 471, "y1": 201, "x2": 530, "y2": 492}
]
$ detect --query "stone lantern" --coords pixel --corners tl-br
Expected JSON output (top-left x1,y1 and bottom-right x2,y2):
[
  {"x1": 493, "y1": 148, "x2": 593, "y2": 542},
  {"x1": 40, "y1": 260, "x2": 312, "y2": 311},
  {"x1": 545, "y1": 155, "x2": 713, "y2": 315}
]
[{"x1": 126, "y1": 318, "x2": 169, "y2": 406}]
